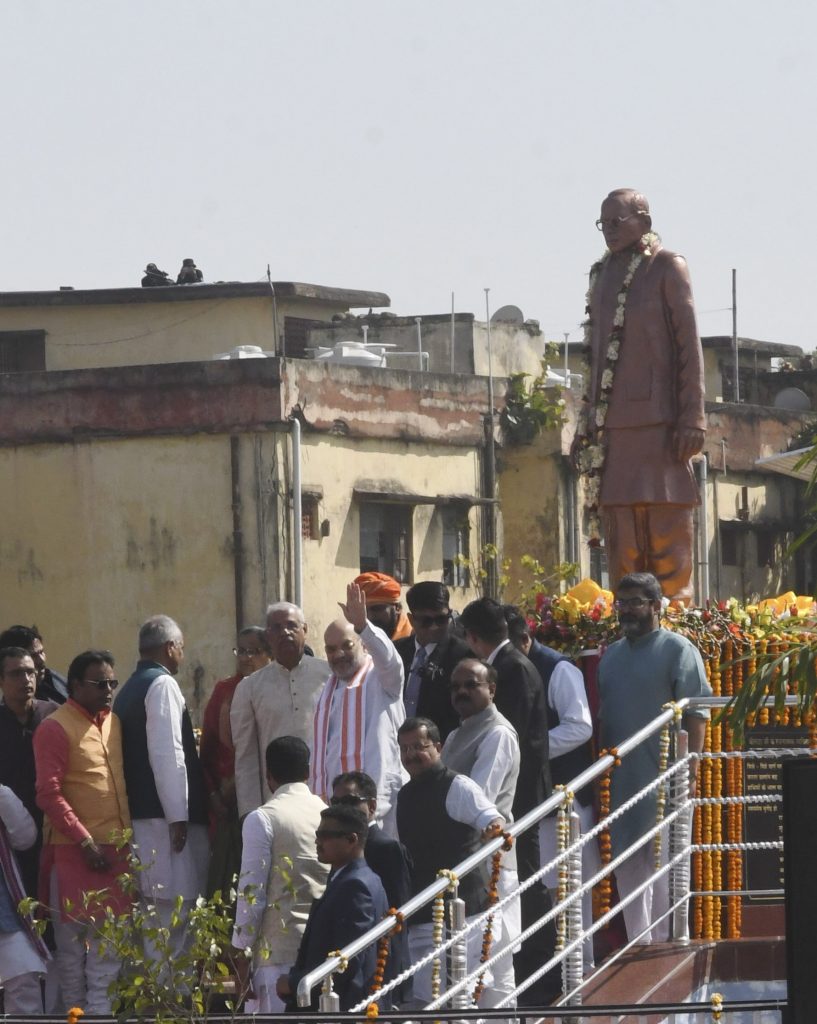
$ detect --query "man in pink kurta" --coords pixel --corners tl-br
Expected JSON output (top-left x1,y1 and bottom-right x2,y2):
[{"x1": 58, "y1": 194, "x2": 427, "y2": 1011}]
[{"x1": 34, "y1": 649, "x2": 131, "y2": 1015}]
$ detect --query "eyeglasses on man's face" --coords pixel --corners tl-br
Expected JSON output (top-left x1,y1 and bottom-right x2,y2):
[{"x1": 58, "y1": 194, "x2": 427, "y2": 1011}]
[
  {"x1": 82, "y1": 678, "x2": 119, "y2": 690},
  {"x1": 614, "y1": 596, "x2": 652, "y2": 610},
  {"x1": 399, "y1": 740, "x2": 435, "y2": 755},
  {"x1": 315, "y1": 828, "x2": 353, "y2": 840},
  {"x1": 325, "y1": 639, "x2": 358, "y2": 656},
  {"x1": 330, "y1": 794, "x2": 369, "y2": 807},
  {"x1": 413, "y1": 613, "x2": 451, "y2": 629}
]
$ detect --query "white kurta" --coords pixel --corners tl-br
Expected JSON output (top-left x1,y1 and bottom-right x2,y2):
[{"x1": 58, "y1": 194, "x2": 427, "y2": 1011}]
[
  {"x1": 131, "y1": 674, "x2": 208, "y2": 902},
  {"x1": 0, "y1": 787, "x2": 46, "y2": 984},
  {"x1": 231, "y1": 656, "x2": 329, "y2": 817},
  {"x1": 539, "y1": 658, "x2": 599, "y2": 969},
  {"x1": 311, "y1": 623, "x2": 406, "y2": 836}
]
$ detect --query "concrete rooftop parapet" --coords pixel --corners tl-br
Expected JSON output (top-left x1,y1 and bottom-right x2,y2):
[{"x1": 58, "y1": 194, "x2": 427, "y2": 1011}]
[{"x1": 0, "y1": 280, "x2": 390, "y2": 310}]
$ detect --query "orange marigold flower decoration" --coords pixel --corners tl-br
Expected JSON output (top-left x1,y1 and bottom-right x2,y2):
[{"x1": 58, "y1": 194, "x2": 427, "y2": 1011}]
[
  {"x1": 366, "y1": 908, "x2": 404, "y2": 1017},
  {"x1": 596, "y1": 748, "x2": 620, "y2": 920},
  {"x1": 473, "y1": 826, "x2": 513, "y2": 1003},
  {"x1": 67, "y1": 1010, "x2": 84, "y2": 1024}
]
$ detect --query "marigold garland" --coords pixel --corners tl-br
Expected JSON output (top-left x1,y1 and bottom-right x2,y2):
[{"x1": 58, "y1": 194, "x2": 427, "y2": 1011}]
[
  {"x1": 554, "y1": 788, "x2": 571, "y2": 951},
  {"x1": 321, "y1": 951, "x2": 349, "y2": 1002},
  {"x1": 472, "y1": 826, "x2": 513, "y2": 1003},
  {"x1": 575, "y1": 233, "x2": 658, "y2": 542},
  {"x1": 430, "y1": 870, "x2": 458, "y2": 1001},
  {"x1": 596, "y1": 748, "x2": 620, "y2": 919},
  {"x1": 67, "y1": 1010, "x2": 84, "y2": 1024},
  {"x1": 654, "y1": 712, "x2": 676, "y2": 869},
  {"x1": 365, "y1": 908, "x2": 404, "y2": 1017}
]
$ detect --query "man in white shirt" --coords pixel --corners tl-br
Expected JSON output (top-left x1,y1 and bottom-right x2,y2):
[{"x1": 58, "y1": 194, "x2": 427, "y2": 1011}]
[
  {"x1": 231, "y1": 603, "x2": 328, "y2": 818},
  {"x1": 114, "y1": 615, "x2": 209, "y2": 958},
  {"x1": 441, "y1": 659, "x2": 520, "y2": 1009},
  {"x1": 0, "y1": 783, "x2": 49, "y2": 1014},
  {"x1": 310, "y1": 583, "x2": 405, "y2": 837},
  {"x1": 230, "y1": 736, "x2": 328, "y2": 1013},
  {"x1": 506, "y1": 608, "x2": 600, "y2": 971}
]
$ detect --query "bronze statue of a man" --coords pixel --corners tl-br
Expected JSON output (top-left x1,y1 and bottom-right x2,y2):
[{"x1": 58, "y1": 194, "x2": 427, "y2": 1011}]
[{"x1": 573, "y1": 189, "x2": 706, "y2": 602}]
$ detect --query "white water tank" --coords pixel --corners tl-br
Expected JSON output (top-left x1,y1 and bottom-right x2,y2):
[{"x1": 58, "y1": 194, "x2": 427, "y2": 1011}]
[
  {"x1": 214, "y1": 344, "x2": 275, "y2": 360},
  {"x1": 312, "y1": 341, "x2": 388, "y2": 368}
]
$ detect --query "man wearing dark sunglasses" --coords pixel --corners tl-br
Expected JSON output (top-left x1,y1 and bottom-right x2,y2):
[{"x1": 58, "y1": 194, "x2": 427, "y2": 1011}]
[
  {"x1": 395, "y1": 581, "x2": 472, "y2": 741},
  {"x1": 331, "y1": 770, "x2": 412, "y2": 1002},
  {"x1": 278, "y1": 804, "x2": 387, "y2": 1011},
  {"x1": 33, "y1": 649, "x2": 132, "y2": 1013}
]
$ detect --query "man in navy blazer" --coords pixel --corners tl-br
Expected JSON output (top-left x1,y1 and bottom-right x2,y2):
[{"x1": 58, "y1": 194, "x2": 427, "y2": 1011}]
[
  {"x1": 332, "y1": 770, "x2": 412, "y2": 1004},
  {"x1": 331, "y1": 770, "x2": 412, "y2": 909},
  {"x1": 278, "y1": 804, "x2": 388, "y2": 1011}
]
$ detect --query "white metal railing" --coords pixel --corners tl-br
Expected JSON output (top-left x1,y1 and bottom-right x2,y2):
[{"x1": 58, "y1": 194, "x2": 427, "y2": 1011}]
[{"x1": 297, "y1": 695, "x2": 800, "y2": 1014}]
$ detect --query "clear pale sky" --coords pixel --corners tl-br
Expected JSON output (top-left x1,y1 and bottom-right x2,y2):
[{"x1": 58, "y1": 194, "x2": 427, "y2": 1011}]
[{"x1": 2, "y1": 1, "x2": 814, "y2": 351}]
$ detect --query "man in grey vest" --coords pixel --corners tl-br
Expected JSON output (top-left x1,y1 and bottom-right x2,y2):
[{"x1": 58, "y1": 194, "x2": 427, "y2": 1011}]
[
  {"x1": 114, "y1": 615, "x2": 209, "y2": 959},
  {"x1": 231, "y1": 736, "x2": 328, "y2": 1012}
]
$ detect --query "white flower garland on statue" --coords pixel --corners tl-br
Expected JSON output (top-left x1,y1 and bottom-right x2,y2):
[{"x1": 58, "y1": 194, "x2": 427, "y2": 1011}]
[{"x1": 575, "y1": 231, "x2": 660, "y2": 543}]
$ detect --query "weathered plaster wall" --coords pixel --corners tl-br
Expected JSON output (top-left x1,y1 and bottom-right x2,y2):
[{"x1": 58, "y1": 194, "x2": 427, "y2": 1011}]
[
  {"x1": 0, "y1": 434, "x2": 237, "y2": 723},
  {"x1": 0, "y1": 294, "x2": 369, "y2": 371},
  {"x1": 296, "y1": 434, "x2": 484, "y2": 633},
  {"x1": 498, "y1": 431, "x2": 567, "y2": 603},
  {"x1": 0, "y1": 358, "x2": 490, "y2": 718}
]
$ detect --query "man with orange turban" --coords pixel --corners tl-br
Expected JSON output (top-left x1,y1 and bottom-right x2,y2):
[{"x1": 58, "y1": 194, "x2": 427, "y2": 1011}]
[{"x1": 352, "y1": 573, "x2": 412, "y2": 642}]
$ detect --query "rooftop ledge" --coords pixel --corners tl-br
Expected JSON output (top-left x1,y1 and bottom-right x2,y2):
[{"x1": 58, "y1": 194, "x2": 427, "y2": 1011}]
[{"x1": 0, "y1": 281, "x2": 390, "y2": 310}]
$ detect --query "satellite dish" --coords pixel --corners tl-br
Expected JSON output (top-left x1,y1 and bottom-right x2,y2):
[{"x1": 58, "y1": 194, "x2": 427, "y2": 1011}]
[
  {"x1": 773, "y1": 387, "x2": 811, "y2": 412},
  {"x1": 491, "y1": 304, "x2": 525, "y2": 324}
]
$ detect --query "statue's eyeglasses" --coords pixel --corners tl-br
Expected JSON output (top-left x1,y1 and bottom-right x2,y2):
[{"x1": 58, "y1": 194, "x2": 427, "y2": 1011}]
[{"x1": 595, "y1": 214, "x2": 642, "y2": 231}]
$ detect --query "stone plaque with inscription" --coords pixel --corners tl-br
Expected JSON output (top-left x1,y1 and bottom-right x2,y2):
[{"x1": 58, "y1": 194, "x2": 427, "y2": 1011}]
[{"x1": 744, "y1": 724, "x2": 809, "y2": 903}]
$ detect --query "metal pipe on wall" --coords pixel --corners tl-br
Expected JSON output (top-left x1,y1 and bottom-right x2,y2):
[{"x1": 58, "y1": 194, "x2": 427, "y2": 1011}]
[
  {"x1": 697, "y1": 455, "x2": 710, "y2": 605},
  {"x1": 290, "y1": 415, "x2": 303, "y2": 608},
  {"x1": 230, "y1": 435, "x2": 245, "y2": 635},
  {"x1": 483, "y1": 288, "x2": 498, "y2": 598}
]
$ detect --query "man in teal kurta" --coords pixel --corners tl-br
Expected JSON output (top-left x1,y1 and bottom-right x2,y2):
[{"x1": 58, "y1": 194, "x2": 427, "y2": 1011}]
[{"x1": 599, "y1": 572, "x2": 710, "y2": 942}]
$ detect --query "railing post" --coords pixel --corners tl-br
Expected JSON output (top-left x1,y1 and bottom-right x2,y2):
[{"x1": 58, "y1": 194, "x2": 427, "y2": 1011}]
[
  {"x1": 319, "y1": 979, "x2": 341, "y2": 1013},
  {"x1": 563, "y1": 810, "x2": 585, "y2": 1004},
  {"x1": 670, "y1": 727, "x2": 691, "y2": 943},
  {"x1": 447, "y1": 896, "x2": 471, "y2": 1012}
]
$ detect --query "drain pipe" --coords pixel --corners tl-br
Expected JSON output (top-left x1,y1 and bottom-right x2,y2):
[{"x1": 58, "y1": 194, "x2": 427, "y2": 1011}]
[
  {"x1": 290, "y1": 415, "x2": 303, "y2": 608},
  {"x1": 697, "y1": 455, "x2": 710, "y2": 605},
  {"x1": 230, "y1": 436, "x2": 245, "y2": 634}
]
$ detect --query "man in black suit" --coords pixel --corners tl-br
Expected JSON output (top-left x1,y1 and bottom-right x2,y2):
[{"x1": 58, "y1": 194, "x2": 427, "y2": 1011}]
[
  {"x1": 332, "y1": 770, "x2": 411, "y2": 1004},
  {"x1": 0, "y1": 626, "x2": 68, "y2": 704},
  {"x1": 459, "y1": 597, "x2": 558, "y2": 1004},
  {"x1": 331, "y1": 770, "x2": 412, "y2": 910},
  {"x1": 278, "y1": 805, "x2": 388, "y2": 1011},
  {"x1": 395, "y1": 582, "x2": 472, "y2": 741}
]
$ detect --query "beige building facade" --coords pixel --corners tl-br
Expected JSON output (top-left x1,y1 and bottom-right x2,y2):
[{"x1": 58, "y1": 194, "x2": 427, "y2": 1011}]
[
  {"x1": 0, "y1": 278, "x2": 812, "y2": 717},
  {"x1": 0, "y1": 356, "x2": 491, "y2": 721}
]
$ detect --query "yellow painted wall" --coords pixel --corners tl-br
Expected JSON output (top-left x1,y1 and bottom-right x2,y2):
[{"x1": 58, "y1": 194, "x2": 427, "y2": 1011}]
[
  {"x1": 0, "y1": 296, "x2": 350, "y2": 371},
  {"x1": 0, "y1": 435, "x2": 236, "y2": 722},
  {"x1": 498, "y1": 430, "x2": 570, "y2": 604},
  {"x1": 296, "y1": 434, "x2": 485, "y2": 633},
  {"x1": 0, "y1": 428, "x2": 486, "y2": 721}
]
